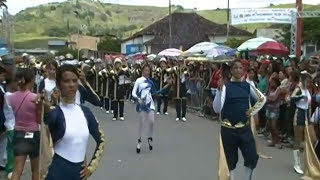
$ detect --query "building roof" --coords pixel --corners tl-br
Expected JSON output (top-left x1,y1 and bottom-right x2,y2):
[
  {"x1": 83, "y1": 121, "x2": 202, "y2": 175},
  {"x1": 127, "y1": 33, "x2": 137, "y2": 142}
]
[{"x1": 123, "y1": 12, "x2": 253, "y2": 45}]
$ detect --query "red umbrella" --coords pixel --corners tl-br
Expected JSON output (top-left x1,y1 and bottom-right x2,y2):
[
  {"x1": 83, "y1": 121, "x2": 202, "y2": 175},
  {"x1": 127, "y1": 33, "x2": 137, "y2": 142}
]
[{"x1": 257, "y1": 41, "x2": 289, "y2": 56}]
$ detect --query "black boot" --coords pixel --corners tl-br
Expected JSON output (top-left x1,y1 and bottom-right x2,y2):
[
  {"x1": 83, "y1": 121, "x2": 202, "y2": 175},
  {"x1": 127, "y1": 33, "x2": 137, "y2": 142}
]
[
  {"x1": 136, "y1": 138, "x2": 142, "y2": 154},
  {"x1": 148, "y1": 137, "x2": 153, "y2": 151}
]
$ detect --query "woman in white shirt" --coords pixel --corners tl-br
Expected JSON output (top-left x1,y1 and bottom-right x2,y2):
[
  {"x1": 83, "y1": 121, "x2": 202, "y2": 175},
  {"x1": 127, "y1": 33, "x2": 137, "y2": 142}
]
[
  {"x1": 290, "y1": 70, "x2": 312, "y2": 175},
  {"x1": 132, "y1": 64, "x2": 169, "y2": 154},
  {"x1": 44, "y1": 64, "x2": 105, "y2": 180}
]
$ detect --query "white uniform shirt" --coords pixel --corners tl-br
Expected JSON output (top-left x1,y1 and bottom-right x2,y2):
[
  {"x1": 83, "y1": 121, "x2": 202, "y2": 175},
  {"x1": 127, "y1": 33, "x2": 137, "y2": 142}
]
[
  {"x1": 54, "y1": 104, "x2": 89, "y2": 163},
  {"x1": 295, "y1": 89, "x2": 311, "y2": 110}
]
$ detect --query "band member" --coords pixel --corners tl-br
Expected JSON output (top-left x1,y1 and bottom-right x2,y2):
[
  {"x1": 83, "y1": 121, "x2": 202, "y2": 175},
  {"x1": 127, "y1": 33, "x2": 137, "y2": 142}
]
[
  {"x1": 111, "y1": 58, "x2": 129, "y2": 121},
  {"x1": 213, "y1": 60, "x2": 266, "y2": 180},
  {"x1": 155, "y1": 57, "x2": 170, "y2": 115},
  {"x1": 171, "y1": 59, "x2": 188, "y2": 122},
  {"x1": 101, "y1": 63, "x2": 113, "y2": 114},
  {"x1": 44, "y1": 64, "x2": 105, "y2": 180},
  {"x1": 132, "y1": 64, "x2": 170, "y2": 154},
  {"x1": 290, "y1": 71, "x2": 312, "y2": 175}
]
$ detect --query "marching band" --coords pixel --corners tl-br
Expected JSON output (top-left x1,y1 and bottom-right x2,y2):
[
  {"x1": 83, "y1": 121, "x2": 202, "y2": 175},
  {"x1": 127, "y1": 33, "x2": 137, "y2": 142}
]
[{"x1": 15, "y1": 53, "x2": 195, "y2": 123}]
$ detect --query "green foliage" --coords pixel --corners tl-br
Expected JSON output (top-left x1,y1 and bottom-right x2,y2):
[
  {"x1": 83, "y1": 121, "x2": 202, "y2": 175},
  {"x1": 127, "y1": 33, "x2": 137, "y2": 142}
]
[
  {"x1": 98, "y1": 36, "x2": 121, "y2": 52},
  {"x1": 100, "y1": 14, "x2": 107, "y2": 21},
  {"x1": 225, "y1": 38, "x2": 250, "y2": 48},
  {"x1": 175, "y1": 5, "x2": 184, "y2": 12},
  {"x1": 105, "y1": 10, "x2": 112, "y2": 17},
  {"x1": 279, "y1": 18, "x2": 320, "y2": 47},
  {"x1": 43, "y1": 26, "x2": 69, "y2": 37},
  {"x1": 76, "y1": 0, "x2": 81, "y2": 9},
  {"x1": 50, "y1": 6, "x2": 56, "y2": 11}
]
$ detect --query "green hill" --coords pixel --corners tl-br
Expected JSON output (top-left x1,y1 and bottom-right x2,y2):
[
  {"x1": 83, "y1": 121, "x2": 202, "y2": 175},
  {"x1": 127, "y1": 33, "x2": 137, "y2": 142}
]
[{"x1": 12, "y1": 0, "x2": 319, "y2": 49}]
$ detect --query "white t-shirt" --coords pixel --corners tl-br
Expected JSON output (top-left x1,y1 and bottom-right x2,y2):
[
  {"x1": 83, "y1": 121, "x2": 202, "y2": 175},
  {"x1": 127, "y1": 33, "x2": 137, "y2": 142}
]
[{"x1": 54, "y1": 104, "x2": 89, "y2": 163}]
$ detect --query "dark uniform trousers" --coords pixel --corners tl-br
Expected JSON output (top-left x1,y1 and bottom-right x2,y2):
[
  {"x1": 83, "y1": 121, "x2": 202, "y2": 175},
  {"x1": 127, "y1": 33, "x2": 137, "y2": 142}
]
[
  {"x1": 221, "y1": 125, "x2": 259, "y2": 171},
  {"x1": 175, "y1": 82, "x2": 187, "y2": 118},
  {"x1": 157, "y1": 92, "x2": 169, "y2": 113},
  {"x1": 112, "y1": 84, "x2": 125, "y2": 118}
]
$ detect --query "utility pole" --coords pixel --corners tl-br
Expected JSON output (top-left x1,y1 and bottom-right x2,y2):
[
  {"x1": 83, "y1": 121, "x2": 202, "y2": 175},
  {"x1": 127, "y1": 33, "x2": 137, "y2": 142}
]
[
  {"x1": 226, "y1": 0, "x2": 230, "y2": 39},
  {"x1": 295, "y1": 0, "x2": 302, "y2": 59},
  {"x1": 169, "y1": 0, "x2": 172, "y2": 48}
]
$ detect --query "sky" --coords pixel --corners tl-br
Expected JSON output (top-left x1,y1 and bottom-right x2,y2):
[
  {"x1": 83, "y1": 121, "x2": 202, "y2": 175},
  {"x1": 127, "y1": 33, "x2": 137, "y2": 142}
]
[{"x1": 6, "y1": 0, "x2": 319, "y2": 15}]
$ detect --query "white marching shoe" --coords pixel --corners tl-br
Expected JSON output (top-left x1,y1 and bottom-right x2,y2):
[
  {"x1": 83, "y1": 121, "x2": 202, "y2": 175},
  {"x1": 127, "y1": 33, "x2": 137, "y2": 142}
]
[
  {"x1": 293, "y1": 149, "x2": 304, "y2": 174},
  {"x1": 112, "y1": 118, "x2": 117, "y2": 121},
  {"x1": 106, "y1": 110, "x2": 110, "y2": 114},
  {"x1": 181, "y1": 117, "x2": 186, "y2": 122},
  {"x1": 120, "y1": 117, "x2": 125, "y2": 121},
  {"x1": 176, "y1": 118, "x2": 180, "y2": 121}
]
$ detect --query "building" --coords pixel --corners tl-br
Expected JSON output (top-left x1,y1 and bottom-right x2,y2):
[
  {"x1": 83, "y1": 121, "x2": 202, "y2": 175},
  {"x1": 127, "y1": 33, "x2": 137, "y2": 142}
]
[
  {"x1": 48, "y1": 40, "x2": 67, "y2": 50},
  {"x1": 121, "y1": 12, "x2": 253, "y2": 55},
  {"x1": 255, "y1": 24, "x2": 284, "y2": 41},
  {"x1": 68, "y1": 34, "x2": 100, "y2": 58}
]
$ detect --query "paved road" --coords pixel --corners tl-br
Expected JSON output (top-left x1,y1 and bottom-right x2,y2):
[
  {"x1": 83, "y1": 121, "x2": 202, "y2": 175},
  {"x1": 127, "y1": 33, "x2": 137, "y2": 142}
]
[{"x1": 4, "y1": 102, "x2": 302, "y2": 180}]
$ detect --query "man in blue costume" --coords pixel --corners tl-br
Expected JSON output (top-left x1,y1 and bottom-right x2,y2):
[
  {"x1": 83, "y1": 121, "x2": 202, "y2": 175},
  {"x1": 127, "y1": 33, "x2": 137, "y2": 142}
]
[{"x1": 213, "y1": 60, "x2": 266, "y2": 180}]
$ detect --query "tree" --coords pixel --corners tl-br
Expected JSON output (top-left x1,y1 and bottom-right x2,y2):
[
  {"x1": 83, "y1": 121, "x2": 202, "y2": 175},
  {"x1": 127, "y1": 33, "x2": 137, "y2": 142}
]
[
  {"x1": 98, "y1": 36, "x2": 121, "y2": 52},
  {"x1": 224, "y1": 37, "x2": 250, "y2": 48},
  {"x1": 279, "y1": 18, "x2": 320, "y2": 48},
  {"x1": 76, "y1": 0, "x2": 81, "y2": 9}
]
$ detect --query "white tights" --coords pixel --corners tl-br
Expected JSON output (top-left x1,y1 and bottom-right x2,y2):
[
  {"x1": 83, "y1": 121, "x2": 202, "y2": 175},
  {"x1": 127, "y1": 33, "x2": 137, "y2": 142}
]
[{"x1": 138, "y1": 111, "x2": 155, "y2": 139}]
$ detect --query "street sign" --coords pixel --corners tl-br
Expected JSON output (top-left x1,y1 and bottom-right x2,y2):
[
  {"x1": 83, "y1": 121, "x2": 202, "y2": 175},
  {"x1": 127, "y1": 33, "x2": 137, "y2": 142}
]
[{"x1": 126, "y1": 44, "x2": 142, "y2": 55}]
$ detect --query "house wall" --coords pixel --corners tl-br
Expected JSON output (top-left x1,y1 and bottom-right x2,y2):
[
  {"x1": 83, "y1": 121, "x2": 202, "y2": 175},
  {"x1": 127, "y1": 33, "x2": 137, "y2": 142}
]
[{"x1": 256, "y1": 28, "x2": 283, "y2": 41}]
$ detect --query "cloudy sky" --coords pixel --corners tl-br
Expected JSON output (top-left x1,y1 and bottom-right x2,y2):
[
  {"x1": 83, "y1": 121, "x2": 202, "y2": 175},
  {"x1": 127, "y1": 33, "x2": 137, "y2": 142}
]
[{"x1": 7, "y1": 0, "x2": 319, "y2": 15}]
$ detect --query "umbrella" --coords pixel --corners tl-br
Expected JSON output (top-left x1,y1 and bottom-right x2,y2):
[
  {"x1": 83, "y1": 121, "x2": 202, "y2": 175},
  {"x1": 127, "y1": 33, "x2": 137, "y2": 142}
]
[
  {"x1": 158, "y1": 48, "x2": 182, "y2": 57},
  {"x1": 237, "y1": 37, "x2": 276, "y2": 51},
  {"x1": 205, "y1": 48, "x2": 226, "y2": 58},
  {"x1": 204, "y1": 45, "x2": 236, "y2": 58},
  {"x1": 186, "y1": 56, "x2": 212, "y2": 62},
  {"x1": 186, "y1": 42, "x2": 219, "y2": 53},
  {"x1": 147, "y1": 54, "x2": 157, "y2": 60},
  {"x1": 257, "y1": 41, "x2": 289, "y2": 56},
  {"x1": 0, "y1": 47, "x2": 8, "y2": 56}
]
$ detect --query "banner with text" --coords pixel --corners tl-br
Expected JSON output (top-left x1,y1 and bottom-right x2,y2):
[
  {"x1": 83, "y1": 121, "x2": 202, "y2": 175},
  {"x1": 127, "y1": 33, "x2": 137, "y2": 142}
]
[{"x1": 231, "y1": 8, "x2": 296, "y2": 25}]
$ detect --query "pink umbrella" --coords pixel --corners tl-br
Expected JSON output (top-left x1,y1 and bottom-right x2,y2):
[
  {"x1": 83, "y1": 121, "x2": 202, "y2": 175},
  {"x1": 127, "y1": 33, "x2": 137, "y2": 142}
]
[
  {"x1": 257, "y1": 41, "x2": 289, "y2": 56},
  {"x1": 158, "y1": 48, "x2": 182, "y2": 57}
]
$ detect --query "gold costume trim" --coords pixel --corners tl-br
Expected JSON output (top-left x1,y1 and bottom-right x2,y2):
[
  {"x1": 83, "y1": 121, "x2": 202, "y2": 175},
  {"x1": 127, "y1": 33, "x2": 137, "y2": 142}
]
[
  {"x1": 302, "y1": 121, "x2": 320, "y2": 180},
  {"x1": 87, "y1": 118, "x2": 106, "y2": 174}
]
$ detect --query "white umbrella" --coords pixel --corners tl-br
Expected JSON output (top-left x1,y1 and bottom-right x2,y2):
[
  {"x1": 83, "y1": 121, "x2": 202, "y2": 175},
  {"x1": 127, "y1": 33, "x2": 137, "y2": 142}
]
[
  {"x1": 186, "y1": 42, "x2": 219, "y2": 53},
  {"x1": 237, "y1": 37, "x2": 276, "y2": 51},
  {"x1": 205, "y1": 48, "x2": 227, "y2": 58},
  {"x1": 147, "y1": 54, "x2": 157, "y2": 60},
  {"x1": 158, "y1": 48, "x2": 182, "y2": 57}
]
